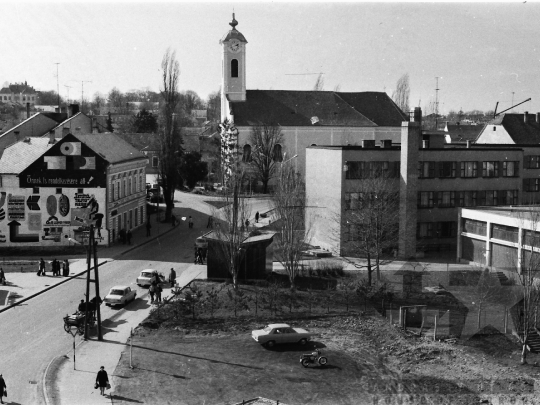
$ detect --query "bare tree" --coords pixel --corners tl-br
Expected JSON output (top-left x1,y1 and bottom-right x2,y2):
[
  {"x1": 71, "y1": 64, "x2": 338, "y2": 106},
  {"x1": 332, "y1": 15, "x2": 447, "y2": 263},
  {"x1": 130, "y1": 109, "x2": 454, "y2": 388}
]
[
  {"x1": 211, "y1": 169, "x2": 251, "y2": 290},
  {"x1": 249, "y1": 123, "x2": 284, "y2": 193},
  {"x1": 272, "y1": 162, "x2": 310, "y2": 291},
  {"x1": 341, "y1": 168, "x2": 400, "y2": 285},
  {"x1": 313, "y1": 73, "x2": 324, "y2": 91},
  {"x1": 472, "y1": 268, "x2": 503, "y2": 329},
  {"x1": 158, "y1": 48, "x2": 184, "y2": 221},
  {"x1": 392, "y1": 73, "x2": 410, "y2": 113},
  {"x1": 206, "y1": 89, "x2": 221, "y2": 123}
]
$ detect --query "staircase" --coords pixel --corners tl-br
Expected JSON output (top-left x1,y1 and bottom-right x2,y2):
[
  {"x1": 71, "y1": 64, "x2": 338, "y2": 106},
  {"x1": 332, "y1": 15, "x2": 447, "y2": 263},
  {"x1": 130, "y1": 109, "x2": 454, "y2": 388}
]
[
  {"x1": 519, "y1": 328, "x2": 540, "y2": 353},
  {"x1": 495, "y1": 272, "x2": 512, "y2": 285}
]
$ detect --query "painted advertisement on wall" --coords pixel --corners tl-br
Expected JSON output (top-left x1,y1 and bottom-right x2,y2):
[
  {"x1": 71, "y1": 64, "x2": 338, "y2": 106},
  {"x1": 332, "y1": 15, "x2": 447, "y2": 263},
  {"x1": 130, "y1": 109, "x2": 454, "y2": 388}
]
[
  {"x1": 19, "y1": 134, "x2": 107, "y2": 189},
  {"x1": 0, "y1": 188, "x2": 108, "y2": 246}
]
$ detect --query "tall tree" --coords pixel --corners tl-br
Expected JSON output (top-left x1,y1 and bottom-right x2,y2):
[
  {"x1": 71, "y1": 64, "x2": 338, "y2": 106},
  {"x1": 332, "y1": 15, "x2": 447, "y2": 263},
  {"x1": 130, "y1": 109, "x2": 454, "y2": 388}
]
[
  {"x1": 181, "y1": 90, "x2": 203, "y2": 114},
  {"x1": 249, "y1": 123, "x2": 284, "y2": 193},
  {"x1": 272, "y1": 162, "x2": 309, "y2": 291},
  {"x1": 392, "y1": 73, "x2": 410, "y2": 113},
  {"x1": 91, "y1": 92, "x2": 106, "y2": 114},
  {"x1": 108, "y1": 87, "x2": 126, "y2": 112},
  {"x1": 206, "y1": 89, "x2": 221, "y2": 123},
  {"x1": 132, "y1": 109, "x2": 158, "y2": 133},
  {"x1": 158, "y1": 48, "x2": 184, "y2": 221},
  {"x1": 341, "y1": 167, "x2": 400, "y2": 285},
  {"x1": 37, "y1": 90, "x2": 63, "y2": 105},
  {"x1": 180, "y1": 152, "x2": 208, "y2": 189}
]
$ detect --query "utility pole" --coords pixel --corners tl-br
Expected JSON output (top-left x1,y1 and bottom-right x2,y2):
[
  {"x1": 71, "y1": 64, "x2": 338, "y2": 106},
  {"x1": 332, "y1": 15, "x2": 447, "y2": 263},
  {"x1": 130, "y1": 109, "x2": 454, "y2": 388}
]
[
  {"x1": 435, "y1": 77, "x2": 440, "y2": 129},
  {"x1": 511, "y1": 92, "x2": 515, "y2": 112},
  {"x1": 54, "y1": 63, "x2": 60, "y2": 109},
  {"x1": 81, "y1": 80, "x2": 92, "y2": 111}
]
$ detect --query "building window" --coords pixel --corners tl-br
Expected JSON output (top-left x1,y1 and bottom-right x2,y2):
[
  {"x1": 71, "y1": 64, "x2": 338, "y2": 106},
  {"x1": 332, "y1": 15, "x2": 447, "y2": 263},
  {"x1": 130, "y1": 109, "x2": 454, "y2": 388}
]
[
  {"x1": 152, "y1": 156, "x2": 159, "y2": 168},
  {"x1": 128, "y1": 177, "x2": 132, "y2": 195},
  {"x1": 462, "y1": 219, "x2": 487, "y2": 236},
  {"x1": 231, "y1": 59, "x2": 239, "y2": 78},
  {"x1": 437, "y1": 191, "x2": 455, "y2": 208},
  {"x1": 56, "y1": 188, "x2": 62, "y2": 194},
  {"x1": 242, "y1": 144, "x2": 252, "y2": 162},
  {"x1": 482, "y1": 161, "x2": 499, "y2": 177},
  {"x1": 492, "y1": 224, "x2": 519, "y2": 243},
  {"x1": 493, "y1": 126, "x2": 496, "y2": 131},
  {"x1": 499, "y1": 190, "x2": 518, "y2": 205},
  {"x1": 111, "y1": 183, "x2": 115, "y2": 201},
  {"x1": 460, "y1": 161, "x2": 478, "y2": 178},
  {"x1": 439, "y1": 162, "x2": 456, "y2": 178},
  {"x1": 124, "y1": 178, "x2": 127, "y2": 197},
  {"x1": 526, "y1": 156, "x2": 540, "y2": 169},
  {"x1": 417, "y1": 192, "x2": 434, "y2": 208},
  {"x1": 459, "y1": 191, "x2": 477, "y2": 207},
  {"x1": 140, "y1": 174, "x2": 144, "y2": 192},
  {"x1": 33, "y1": 187, "x2": 39, "y2": 194},
  {"x1": 115, "y1": 181, "x2": 119, "y2": 200},
  {"x1": 345, "y1": 193, "x2": 360, "y2": 210},
  {"x1": 523, "y1": 230, "x2": 540, "y2": 247},
  {"x1": 272, "y1": 144, "x2": 283, "y2": 162},
  {"x1": 502, "y1": 161, "x2": 519, "y2": 177},
  {"x1": 417, "y1": 222, "x2": 433, "y2": 239},
  {"x1": 418, "y1": 161, "x2": 435, "y2": 178},
  {"x1": 524, "y1": 178, "x2": 540, "y2": 192},
  {"x1": 437, "y1": 222, "x2": 457, "y2": 238}
]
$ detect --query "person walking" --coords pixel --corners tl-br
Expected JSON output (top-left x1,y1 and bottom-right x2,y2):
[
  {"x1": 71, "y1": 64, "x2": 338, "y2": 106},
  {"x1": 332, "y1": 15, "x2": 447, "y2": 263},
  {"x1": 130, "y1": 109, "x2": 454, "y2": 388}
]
[
  {"x1": 146, "y1": 220, "x2": 151, "y2": 237},
  {"x1": 38, "y1": 258, "x2": 46, "y2": 276},
  {"x1": 0, "y1": 268, "x2": 5, "y2": 286},
  {"x1": 149, "y1": 284, "x2": 156, "y2": 304},
  {"x1": 64, "y1": 259, "x2": 70, "y2": 277},
  {"x1": 168, "y1": 268, "x2": 176, "y2": 286},
  {"x1": 0, "y1": 373, "x2": 7, "y2": 404},
  {"x1": 207, "y1": 215, "x2": 213, "y2": 228},
  {"x1": 51, "y1": 259, "x2": 57, "y2": 276},
  {"x1": 95, "y1": 366, "x2": 109, "y2": 396},
  {"x1": 127, "y1": 229, "x2": 132, "y2": 245},
  {"x1": 255, "y1": 211, "x2": 259, "y2": 223},
  {"x1": 188, "y1": 216, "x2": 193, "y2": 229},
  {"x1": 155, "y1": 284, "x2": 163, "y2": 303},
  {"x1": 61, "y1": 260, "x2": 66, "y2": 277},
  {"x1": 245, "y1": 218, "x2": 250, "y2": 229}
]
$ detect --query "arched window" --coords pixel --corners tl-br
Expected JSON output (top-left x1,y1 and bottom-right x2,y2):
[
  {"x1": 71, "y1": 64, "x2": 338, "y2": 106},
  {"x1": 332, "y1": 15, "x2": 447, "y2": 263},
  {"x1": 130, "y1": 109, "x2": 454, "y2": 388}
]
[
  {"x1": 242, "y1": 144, "x2": 252, "y2": 162},
  {"x1": 273, "y1": 144, "x2": 283, "y2": 162},
  {"x1": 231, "y1": 59, "x2": 239, "y2": 78}
]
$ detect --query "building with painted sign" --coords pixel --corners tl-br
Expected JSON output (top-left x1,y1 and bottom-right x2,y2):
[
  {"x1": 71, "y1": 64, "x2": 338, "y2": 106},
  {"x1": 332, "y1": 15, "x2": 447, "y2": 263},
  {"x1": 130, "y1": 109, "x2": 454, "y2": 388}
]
[{"x1": 0, "y1": 133, "x2": 147, "y2": 247}]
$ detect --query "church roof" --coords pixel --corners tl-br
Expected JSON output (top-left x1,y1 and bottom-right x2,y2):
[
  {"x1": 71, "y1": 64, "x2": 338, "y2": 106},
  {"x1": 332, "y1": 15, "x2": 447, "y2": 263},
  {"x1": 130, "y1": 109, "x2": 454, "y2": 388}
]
[
  {"x1": 220, "y1": 29, "x2": 248, "y2": 43},
  {"x1": 230, "y1": 90, "x2": 407, "y2": 127}
]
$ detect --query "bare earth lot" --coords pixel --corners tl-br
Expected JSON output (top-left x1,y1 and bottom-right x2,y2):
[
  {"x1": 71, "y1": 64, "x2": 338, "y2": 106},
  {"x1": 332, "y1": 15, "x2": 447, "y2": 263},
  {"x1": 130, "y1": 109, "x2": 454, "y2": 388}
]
[{"x1": 110, "y1": 280, "x2": 540, "y2": 405}]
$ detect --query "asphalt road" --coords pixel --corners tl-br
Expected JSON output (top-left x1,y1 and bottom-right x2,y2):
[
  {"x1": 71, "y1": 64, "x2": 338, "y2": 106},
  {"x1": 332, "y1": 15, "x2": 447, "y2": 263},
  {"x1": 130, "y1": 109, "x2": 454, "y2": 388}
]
[{"x1": 0, "y1": 215, "x2": 204, "y2": 405}]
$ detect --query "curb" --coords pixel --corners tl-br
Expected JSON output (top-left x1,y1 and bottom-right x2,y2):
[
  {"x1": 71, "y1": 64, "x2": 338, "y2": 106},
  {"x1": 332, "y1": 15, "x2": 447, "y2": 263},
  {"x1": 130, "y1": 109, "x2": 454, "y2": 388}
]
[
  {"x1": 117, "y1": 225, "x2": 177, "y2": 257},
  {"x1": 0, "y1": 260, "x2": 110, "y2": 315},
  {"x1": 43, "y1": 354, "x2": 69, "y2": 405}
]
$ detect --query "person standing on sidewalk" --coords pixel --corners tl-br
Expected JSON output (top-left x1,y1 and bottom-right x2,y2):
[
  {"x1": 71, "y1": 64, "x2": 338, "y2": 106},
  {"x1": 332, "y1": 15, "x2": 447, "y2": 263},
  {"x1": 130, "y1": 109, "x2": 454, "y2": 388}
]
[
  {"x1": 38, "y1": 258, "x2": 46, "y2": 276},
  {"x1": 0, "y1": 373, "x2": 6, "y2": 404},
  {"x1": 255, "y1": 211, "x2": 259, "y2": 223},
  {"x1": 149, "y1": 284, "x2": 156, "y2": 304},
  {"x1": 168, "y1": 268, "x2": 176, "y2": 287},
  {"x1": 95, "y1": 366, "x2": 109, "y2": 396},
  {"x1": 188, "y1": 216, "x2": 193, "y2": 229},
  {"x1": 63, "y1": 259, "x2": 70, "y2": 277},
  {"x1": 155, "y1": 284, "x2": 163, "y2": 303}
]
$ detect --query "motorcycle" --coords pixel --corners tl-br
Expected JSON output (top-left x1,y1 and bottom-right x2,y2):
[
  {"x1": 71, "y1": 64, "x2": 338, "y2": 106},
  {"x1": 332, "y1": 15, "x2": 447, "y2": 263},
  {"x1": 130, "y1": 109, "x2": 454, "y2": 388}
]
[{"x1": 300, "y1": 349, "x2": 327, "y2": 367}]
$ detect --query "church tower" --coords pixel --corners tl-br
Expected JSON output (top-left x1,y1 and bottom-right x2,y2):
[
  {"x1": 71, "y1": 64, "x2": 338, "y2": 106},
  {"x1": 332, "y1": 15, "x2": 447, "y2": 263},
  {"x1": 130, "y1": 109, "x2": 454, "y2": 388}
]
[{"x1": 220, "y1": 13, "x2": 247, "y2": 122}]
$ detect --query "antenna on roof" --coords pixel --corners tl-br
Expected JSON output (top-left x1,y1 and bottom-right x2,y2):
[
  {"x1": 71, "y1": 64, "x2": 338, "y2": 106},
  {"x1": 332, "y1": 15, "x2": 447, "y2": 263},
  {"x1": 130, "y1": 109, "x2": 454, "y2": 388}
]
[{"x1": 493, "y1": 98, "x2": 532, "y2": 117}]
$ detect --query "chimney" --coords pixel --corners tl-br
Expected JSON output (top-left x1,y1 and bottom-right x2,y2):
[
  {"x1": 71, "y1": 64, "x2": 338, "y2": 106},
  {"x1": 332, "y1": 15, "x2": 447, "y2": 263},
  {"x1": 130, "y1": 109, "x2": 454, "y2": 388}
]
[
  {"x1": 14, "y1": 131, "x2": 21, "y2": 142},
  {"x1": 26, "y1": 102, "x2": 30, "y2": 119},
  {"x1": 536, "y1": 112, "x2": 540, "y2": 124},
  {"x1": 48, "y1": 130, "x2": 56, "y2": 144},
  {"x1": 61, "y1": 106, "x2": 67, "y2": 114},
  {"x1": 524, "y1": 111, "x2": 529, "y2": 124},
  {"x1": 414, "y1": 107, "x2": 422, "y2": 123}
]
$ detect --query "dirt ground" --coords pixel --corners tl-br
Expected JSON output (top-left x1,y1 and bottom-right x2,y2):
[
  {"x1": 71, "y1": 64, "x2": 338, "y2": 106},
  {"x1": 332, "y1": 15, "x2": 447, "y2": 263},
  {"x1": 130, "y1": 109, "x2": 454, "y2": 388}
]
[{"x1": 110, "y1": 280, "x2": 540, "y2": 405}]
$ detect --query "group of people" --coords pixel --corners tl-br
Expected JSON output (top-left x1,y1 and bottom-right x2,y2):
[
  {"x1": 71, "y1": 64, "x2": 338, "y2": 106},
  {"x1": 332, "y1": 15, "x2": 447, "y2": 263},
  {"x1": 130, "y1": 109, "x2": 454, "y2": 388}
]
[
  {"x1": 194, "y1": 246, "x2": 207, "y2": 265},
  {"x1": 148, "y1": 270, "x2": 163, "y2": 304},
  {"x1": 118, "y1": 228, "x2": 133, "y2": 245},
  {"x1": 37, "y1": 258, "x2": 69, "y2": 277}
]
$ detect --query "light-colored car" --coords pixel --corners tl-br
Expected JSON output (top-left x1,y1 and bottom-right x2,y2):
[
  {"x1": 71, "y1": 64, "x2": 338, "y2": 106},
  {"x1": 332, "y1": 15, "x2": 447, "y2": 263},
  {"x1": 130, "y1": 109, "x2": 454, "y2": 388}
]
[
  {"x1": 252, "y1": 323, "x2": 313, "y2": 348},
  {"x1": 136, "y1": 269, "x2": 165, "y2": 287},
  {"x1": 104, "y1": 286, "x2": 137, "y2": 307}
]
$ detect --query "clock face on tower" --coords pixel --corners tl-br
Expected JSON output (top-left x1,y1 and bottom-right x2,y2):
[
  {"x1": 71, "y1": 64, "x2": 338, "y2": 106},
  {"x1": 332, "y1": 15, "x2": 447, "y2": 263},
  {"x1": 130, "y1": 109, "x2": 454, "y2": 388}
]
[{"x1": 227, "y1": 39, "x2": 241, "y2": 53}]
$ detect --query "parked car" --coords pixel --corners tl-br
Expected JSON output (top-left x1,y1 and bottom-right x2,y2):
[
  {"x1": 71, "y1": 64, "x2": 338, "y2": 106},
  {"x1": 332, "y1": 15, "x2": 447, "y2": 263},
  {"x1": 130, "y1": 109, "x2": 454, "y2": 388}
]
[
  {"x1": 252, "y1": 323, "x2": 313, "y2": 348},
  {"x1": 104, "y1": 286, "x2": 136, "y2": 307},
  {"x1": 136, "y1": 269, "x2": 166, "y2": 287}
]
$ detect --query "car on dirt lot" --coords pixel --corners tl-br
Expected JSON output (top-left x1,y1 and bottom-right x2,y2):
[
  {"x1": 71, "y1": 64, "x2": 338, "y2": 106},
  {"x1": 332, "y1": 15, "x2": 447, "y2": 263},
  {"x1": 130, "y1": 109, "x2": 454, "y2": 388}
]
[
  {"x1": 104, "y1": 286, "x2": 136, "y2": 307},
  {"x1": 136, "y1": 270, "x2": 166, "y2": 287},
  {"x1": 252, "y1": 323, "x2": 313, "y2": 348}
]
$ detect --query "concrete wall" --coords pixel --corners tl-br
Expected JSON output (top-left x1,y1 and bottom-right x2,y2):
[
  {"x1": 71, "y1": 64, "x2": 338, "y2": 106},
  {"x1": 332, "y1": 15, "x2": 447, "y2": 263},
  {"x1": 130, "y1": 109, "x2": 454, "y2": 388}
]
[{"x1": 305, "y1": 148, "x2": 343, "y2": 253}]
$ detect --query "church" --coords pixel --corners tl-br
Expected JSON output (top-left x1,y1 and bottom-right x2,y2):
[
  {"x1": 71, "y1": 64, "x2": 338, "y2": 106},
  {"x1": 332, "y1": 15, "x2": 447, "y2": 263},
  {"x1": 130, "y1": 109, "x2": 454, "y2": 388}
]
[{"x1": 219, "y1": 14, "x2": 409, "y2": 177}]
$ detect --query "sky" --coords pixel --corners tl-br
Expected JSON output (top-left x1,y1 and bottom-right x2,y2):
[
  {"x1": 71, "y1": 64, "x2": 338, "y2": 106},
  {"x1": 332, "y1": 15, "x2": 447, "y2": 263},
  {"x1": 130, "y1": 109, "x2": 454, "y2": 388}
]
[{"x1": 1, "y1": 1, "x2": 540, "y2": 115}]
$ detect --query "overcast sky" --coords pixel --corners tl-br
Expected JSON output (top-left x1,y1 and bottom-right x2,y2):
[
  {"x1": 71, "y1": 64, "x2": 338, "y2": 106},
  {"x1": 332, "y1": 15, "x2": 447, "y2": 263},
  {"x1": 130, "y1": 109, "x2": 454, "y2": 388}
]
[{"x1": 1, "y1": 1, "x2": 539, "y2": 114}]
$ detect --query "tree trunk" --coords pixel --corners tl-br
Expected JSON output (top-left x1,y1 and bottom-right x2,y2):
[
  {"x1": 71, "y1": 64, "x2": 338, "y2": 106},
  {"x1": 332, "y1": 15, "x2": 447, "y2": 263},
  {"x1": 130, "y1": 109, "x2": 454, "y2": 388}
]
[
  {"x1": 477, "y1": 303, "x2": 481, "y2": 329},
  {"x1": 367, "y1": 252, "x2": 372, "y2": 286},
  {"x1": 262, "y1": 179, "x2": 269, "y2": 194},
  {"x1": 521, "y1": 343, "x2": 528, "y2": 364}
]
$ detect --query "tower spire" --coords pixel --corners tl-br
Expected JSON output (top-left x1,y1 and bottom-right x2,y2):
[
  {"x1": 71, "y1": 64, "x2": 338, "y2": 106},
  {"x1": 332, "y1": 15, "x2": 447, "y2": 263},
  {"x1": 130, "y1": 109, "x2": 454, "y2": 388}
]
[{"x1": 229, "y1": 12, "x2": 238, "y2": 29}]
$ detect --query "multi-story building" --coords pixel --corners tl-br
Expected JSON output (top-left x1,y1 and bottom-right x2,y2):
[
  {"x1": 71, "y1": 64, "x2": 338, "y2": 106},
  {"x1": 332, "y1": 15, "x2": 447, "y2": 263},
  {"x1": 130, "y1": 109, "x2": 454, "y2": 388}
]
[
  {"x1": 306, "y1": 116, "x2": 540, "y2": 258},
  {"x1": 0, "y1": 82, "x2": 37, "y2": 106},
  {"x1": 0, "y1": 133, "x2": 147, "y2": 247}
]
